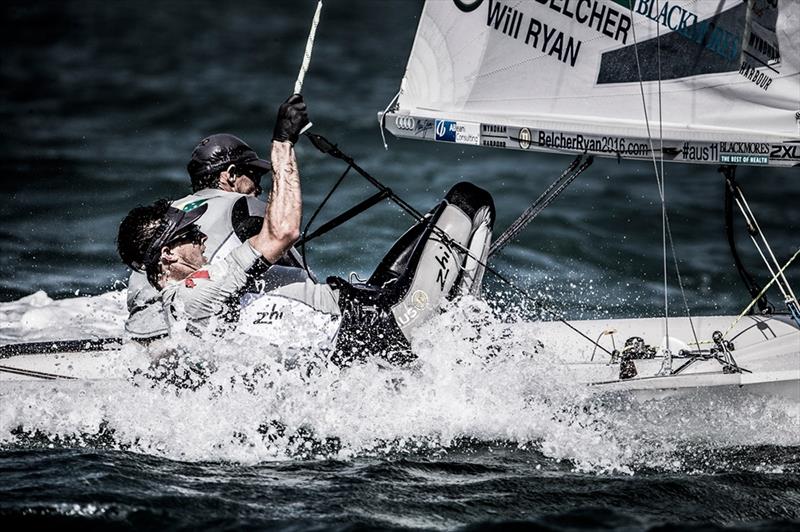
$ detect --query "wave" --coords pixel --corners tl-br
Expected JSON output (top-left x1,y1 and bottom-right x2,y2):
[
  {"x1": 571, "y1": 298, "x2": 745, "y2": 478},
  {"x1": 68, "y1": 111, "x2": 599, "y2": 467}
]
[{"x1": 1, "y1": 291, "x2": 798, "y2": 473}]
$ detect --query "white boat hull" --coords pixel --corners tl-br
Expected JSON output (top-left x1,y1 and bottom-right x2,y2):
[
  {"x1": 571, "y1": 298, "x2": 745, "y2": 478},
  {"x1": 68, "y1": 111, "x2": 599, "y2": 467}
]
[
  {"x1": 535, "y1": 314, "x2": 799, "y2": 402},
  {"x1": 0, "y1": 348, "x2": 124, "y2": 382},
  {"x1": 2, "y1": 314, "x2": 798, "y2": 402}
]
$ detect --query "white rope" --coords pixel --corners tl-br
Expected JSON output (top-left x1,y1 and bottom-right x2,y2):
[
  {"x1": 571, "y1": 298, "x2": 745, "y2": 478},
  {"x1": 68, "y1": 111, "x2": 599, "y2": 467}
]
[
  {"x1": 379, "y1": 88, "x2": 401, "y2": 150},
  {"x1": 294, "y1": 1, "x2": 323, "y2": 95}
]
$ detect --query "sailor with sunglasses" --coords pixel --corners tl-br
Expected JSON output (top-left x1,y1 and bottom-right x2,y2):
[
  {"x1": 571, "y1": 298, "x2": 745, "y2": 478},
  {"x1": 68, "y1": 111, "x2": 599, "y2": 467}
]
[
  {"x1": 118, "y1": 95, "x2": 495, "y2": 365},
  {"x1": 123, "y1": 104, "x2": 311, "y2": 341}
]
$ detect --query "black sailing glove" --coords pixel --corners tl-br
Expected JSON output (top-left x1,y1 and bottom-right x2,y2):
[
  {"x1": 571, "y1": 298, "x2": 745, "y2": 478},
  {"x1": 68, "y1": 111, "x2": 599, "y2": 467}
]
[{"x1": 272, "y1": 93, "x2": 309, "y2": 145}]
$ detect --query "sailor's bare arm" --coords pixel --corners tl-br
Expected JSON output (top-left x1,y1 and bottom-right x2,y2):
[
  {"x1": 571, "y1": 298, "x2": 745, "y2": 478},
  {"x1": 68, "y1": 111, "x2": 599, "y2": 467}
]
[{"x1": 248, "y1": 140, "x2": 302, "y2": 263}]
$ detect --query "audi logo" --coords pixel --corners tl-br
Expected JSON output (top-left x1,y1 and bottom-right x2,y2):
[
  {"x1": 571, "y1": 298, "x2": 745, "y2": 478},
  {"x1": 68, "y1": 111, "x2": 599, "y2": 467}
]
[{"x1": 395, "y1": 116, "x2": 416, "y2": 131}]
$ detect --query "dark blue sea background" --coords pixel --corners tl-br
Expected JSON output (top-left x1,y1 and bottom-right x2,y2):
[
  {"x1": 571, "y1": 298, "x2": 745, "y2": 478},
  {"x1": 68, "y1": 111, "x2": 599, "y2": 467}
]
[{"x1": 1, "y1": 0, "x2": 799, "y2": 530}]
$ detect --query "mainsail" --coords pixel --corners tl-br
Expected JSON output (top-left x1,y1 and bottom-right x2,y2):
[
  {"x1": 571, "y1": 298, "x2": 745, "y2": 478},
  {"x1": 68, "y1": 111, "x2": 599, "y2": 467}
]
[{"x1": 383, "y1": 0, "x2": 800, "y2": 167}]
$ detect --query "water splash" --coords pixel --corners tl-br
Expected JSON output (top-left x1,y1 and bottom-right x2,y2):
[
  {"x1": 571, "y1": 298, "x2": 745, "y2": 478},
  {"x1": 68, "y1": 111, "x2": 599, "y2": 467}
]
[{"x1": 1, "y1": 292, "x2": 797, "y2": 473}]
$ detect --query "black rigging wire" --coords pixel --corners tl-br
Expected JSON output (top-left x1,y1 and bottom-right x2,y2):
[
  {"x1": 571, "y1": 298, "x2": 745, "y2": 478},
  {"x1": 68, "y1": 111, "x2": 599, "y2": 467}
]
[
  {"x1": 300, "y1": 164, "x2": 351, "y2": 280},
  {"x1": 489, "y1": 154, "x2": 592, "y2": 257}
]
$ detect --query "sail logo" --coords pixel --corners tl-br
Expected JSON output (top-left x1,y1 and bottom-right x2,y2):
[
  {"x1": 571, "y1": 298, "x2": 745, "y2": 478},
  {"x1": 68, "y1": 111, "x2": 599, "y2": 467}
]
[
  {"x1": 719, "y1": 142, "x2": 770, "y2": 155},
  {"x1": 599, "y1": 1, "x2": 755, "y2": 84},
  {"x1": 395, "y1": 116, "x2": 416, "y2": 131},
  {"x1": 435, "y1": 120, "x2": 455, "y2": 142},
  {"x1": 518, "y1": 128, "x2": 532, "y2": 150},
  {"x1": 770, "y1": 144, "x2": 800, "y2": 162},
  {"x1": 453, "y1": 0, "x2": 484, "y2": 12},
  {"x1": 720, "y1": 154, "x2": 769, "y2": 166},
  {"x1": 626, "y1": 0, "x2": 739, "y2": 62},
  {"x1": 681, "y1": 142, "x2": 718, "y2": 162},
  {"x1": 454, "y1": 0, "x2": 641, "y2": 67},
  {"x1": 739, "y1": 61, "x2": 774, "y2": 91},
  {"x1": 435, "y1": 120, "x2": 480, "y2": 146}
]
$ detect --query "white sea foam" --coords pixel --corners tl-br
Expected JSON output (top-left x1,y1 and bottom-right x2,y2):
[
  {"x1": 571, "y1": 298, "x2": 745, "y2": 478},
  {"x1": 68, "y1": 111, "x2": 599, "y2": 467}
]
[{"x1": 0, "y1": 291, "x2": 797, "y2": 473}]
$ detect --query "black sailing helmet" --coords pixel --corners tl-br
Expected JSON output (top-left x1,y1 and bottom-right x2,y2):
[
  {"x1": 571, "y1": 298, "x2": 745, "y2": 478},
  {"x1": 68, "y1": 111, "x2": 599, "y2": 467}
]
[{"x1": 187, "y1": 134, "x2": 272, "y2": 192}]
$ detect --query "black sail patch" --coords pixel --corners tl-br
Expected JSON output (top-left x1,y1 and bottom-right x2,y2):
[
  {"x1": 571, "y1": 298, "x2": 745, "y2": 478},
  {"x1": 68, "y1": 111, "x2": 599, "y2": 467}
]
[{"x1": 597, "y1": 2, "x2": 778, "y2": 84}]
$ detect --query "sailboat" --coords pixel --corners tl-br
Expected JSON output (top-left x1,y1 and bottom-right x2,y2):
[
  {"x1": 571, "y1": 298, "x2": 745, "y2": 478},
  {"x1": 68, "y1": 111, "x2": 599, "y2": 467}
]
[
  {"x1": 380, "y1": 0, "x2": 800, "y2": 401},
  {"x1": 2, "y1": 0, "x2": 798, "y2": 403}
]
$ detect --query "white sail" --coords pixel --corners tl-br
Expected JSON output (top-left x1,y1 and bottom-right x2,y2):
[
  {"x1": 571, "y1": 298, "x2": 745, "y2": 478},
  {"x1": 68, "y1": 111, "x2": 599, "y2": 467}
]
[{"x1": 383, "y1": 0, "x2": 800, "y2": 167}]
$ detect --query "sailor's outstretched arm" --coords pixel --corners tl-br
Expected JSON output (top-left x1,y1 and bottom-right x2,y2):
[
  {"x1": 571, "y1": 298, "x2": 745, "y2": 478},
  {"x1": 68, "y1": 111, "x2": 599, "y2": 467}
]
[
  {"x1": 249, "y1": 95, "x2": 309, "y2": 263},
  {"x1": 249, "y1": 140, "x2": 302, "y2": 262}
]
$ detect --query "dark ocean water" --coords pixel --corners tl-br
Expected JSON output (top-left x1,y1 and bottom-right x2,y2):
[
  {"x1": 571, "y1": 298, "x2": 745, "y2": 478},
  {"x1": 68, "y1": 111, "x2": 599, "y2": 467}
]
[
  {"x1": 1, "y1": 0, "x2": 799, "y2": 530},
  {"x1": 2, "y1": 446, "x2": 799, "y2": 531}
]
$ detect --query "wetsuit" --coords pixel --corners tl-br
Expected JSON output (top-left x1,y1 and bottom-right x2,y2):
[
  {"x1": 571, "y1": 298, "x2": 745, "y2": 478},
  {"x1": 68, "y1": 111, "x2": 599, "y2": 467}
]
[
  {"x1": 160, "y1": 182, "x2": 494, "y2": 364},
  {"x1": 125, "y1": 188, "x2": 310, "y2": 340}
]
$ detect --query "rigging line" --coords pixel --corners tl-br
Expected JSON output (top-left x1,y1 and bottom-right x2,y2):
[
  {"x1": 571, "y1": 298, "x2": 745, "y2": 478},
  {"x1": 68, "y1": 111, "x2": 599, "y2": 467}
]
[
  {"x1": 627, "y1": 1, "x2": 700, "y2": 355},
  {"x1": 735, "y1": 200, "x2": 798, "y2": 315},
  {"x1": 726, "y1": 170, "x2": 793, "y2": 304},
  {"x1": 300, "y1": 165, "x2": 352, "y2": 279},
  {"x1": 736, "y1": 190, "x2": 799, "y2": 303},
  {"x1": 627, "y1": 2, "x2": 666, "y2": 329},
  {"x1": 723, "y1": 246, "x2": 800, "y2": 337},
  {"x1": 730, "y1": 180, "x2": 796, "y2": 304},
  {"x1": 723, "y1": 168, "x2": 771, "y2": 313},
  {"x1": 652, "y1": 5, "x2": 696, "y2": 354},
  {"x1": 0, "y1": 364, "x2": 77, "y2": 380},
  {"x1": 434, "y1": 228, "x2": 616, "y2": 356},
  {"x1": 663, "y1": 210, "x2": 701, "y2": 350},
  {"x1": 489, "y1": 156, "x2": 584, "y2": 257},
  {"x1": 294, "y1": 1, "x2": 324, "y2": 95},
  {"x1": 379, "y1": 88, "x2": 401, "y2": 150},
  {"x1": 652, "y1": 0, "x2": 669, "y2": 352},
  {"x1": 488, "y1": 265, "x2": 614, "y2": 356},
  {"x1": 298, "y1": 190, "x2": 391, "y2": 247},
  {"x1": 655, "y1": 1, "x2": 673, "y2": 355},
  {"x1": 645, "y1": 10, "x2": 701, "y2": 350},
  {"x1": 489, "y1": 155, "x2": 591, "y2": 257},
  {"x1": 732, "y1": 195, "x2": 791, "y2": 300}
]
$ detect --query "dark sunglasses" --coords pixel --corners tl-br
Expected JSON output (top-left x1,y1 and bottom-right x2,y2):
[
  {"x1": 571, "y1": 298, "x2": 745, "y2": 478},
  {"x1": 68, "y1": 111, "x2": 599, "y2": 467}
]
[
  {"x1": 137, "y1": 207, "x2": 204, "y2": 272},
  {"x1": 165, "y1": 224, "x2": 205, "y2": 247},
  {"x1": 228, "y1": 164, "x2": 266, "y2": 193}
]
